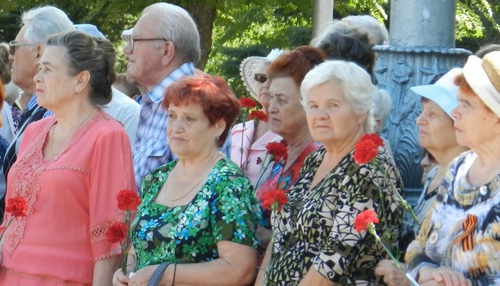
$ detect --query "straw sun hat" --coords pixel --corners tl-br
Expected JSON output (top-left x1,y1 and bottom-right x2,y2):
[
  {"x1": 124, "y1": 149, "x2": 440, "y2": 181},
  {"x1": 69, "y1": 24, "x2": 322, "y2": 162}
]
[
  {"x1": 463, "y1": 51, "x2": 500, "y2": 117},
  {"x1": 240, "y1": 49, "x2": 284, "y2": 99}
]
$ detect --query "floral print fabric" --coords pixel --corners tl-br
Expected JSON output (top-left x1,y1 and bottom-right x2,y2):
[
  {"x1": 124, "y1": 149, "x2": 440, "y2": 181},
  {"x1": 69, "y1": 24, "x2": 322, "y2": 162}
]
[
  {"x1": 267, "y1": 147, "x2": 404, "y2": 285},
  {"x1": 132, "y1": 157, "x2": 261, "y2": 269},
  {"x1": 406, "y1": 151, "x2": 500, "y2": 285}
]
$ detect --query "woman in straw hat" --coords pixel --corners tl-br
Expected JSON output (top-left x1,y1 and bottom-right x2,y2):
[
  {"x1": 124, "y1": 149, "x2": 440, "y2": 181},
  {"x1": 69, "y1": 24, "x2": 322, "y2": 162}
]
[
  {"x1": 404, "y1": 52, "x2": 500, "y2": 285},
  {"x1": 231, "y1": 49, "x2": 282, "y2": 186},
  {"x1": 375, "y1": 68, "x2": 470, "y2": 286}
]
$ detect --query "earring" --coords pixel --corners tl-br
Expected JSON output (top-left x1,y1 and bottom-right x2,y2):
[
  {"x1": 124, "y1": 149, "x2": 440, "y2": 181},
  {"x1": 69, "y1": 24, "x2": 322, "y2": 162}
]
[{"x1": 215, "y1": 135, "x2": 220, "y2": 142}]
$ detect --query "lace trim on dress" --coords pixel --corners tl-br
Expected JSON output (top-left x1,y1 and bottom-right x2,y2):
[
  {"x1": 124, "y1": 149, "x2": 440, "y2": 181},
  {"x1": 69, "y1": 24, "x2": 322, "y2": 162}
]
[
  {"x1": 4, "y1": 111, "x2": 105, "y2": 255},
  {"x1": 90, "y1": 220, "x2": 116, "y2": 244}
]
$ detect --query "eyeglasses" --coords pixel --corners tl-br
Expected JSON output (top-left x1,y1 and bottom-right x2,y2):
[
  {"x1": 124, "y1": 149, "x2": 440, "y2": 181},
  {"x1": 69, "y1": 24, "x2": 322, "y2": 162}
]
[
  {"x1": 254, "y1": 73, "x2": 268, "y2": 83},
  {"x1": 125, "y1": 36, "x2": 168, "y2": 52},
  {"x1": 8, "y1": 41, "x2": 36, "y2": 56}
]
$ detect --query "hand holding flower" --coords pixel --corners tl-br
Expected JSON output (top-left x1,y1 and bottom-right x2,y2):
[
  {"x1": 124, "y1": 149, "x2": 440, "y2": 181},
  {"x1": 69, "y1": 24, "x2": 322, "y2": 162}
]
[
  {"x1": 355, "y1": 210, "x2": 420, "y2": 286},
  {"x1": 106, "y1": 190, "x2": 141, "y2": 274}
]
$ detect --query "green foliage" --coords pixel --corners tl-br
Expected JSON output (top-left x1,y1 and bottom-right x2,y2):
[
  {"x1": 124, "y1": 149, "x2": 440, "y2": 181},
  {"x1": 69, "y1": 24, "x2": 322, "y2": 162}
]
[
  {"x1": 206, "y1": 2, "x2": 313, "y2": 99},
  {"x1": 0, "y1": 0, "x2": 499, "y2": 93}
]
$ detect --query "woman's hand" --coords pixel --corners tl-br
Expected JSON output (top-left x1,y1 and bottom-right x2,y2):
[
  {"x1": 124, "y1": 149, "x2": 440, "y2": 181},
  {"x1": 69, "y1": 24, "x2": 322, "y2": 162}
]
[
  {"x1": 418, "y1": 266, "x2": 472, "y2": 286},
  {"x1": 374, "y1": 259, "x2": 411, "y2": 286},
  {"x1": 126, "y1": 265, "x2": 156, "y2": 286},
  {"x1": 112, "y1": 268, "x2": 130, "y2": 286}
]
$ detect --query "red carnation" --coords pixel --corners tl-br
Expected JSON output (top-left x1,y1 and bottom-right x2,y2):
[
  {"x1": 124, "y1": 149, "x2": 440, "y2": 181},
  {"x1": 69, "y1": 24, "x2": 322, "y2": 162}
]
[
  {"x1": 354, "y1": 209, "x2": 380, "y2": 232},
  {"x1": 261, "y1": 189, "x2": 288, "y2": 211},
  {"x1": 249, "y1": 110, "x2": 268, "y2": 122},
  {"x1": 116, "y1": 190, "x2": 141, "y2": 211},
  {"x1": 5, "y1": 196, "x2": 28, "y2": 217},
  {"x1": 105, "y1": 221, "x2": 128, "y2": 243},
  {"x1": 353, "y1": 139, "x2": 379, "y2": 164},
  {"x1": 239, "y1": 97, "x2": 257, "y2": 108},
  {"x1": 266, "y1": 141, "x2": 288, "y2": 162},
  {"x1": 360, "y1": 133, "x2": 384, "y2": 148}
]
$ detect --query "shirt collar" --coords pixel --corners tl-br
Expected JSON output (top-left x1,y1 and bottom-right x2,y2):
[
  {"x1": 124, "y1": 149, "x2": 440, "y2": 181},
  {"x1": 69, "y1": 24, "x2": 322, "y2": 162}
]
[
  {"x1": 27, "y1": 93, "x2": 38, "y2": 111},
  {"x1": 146, "y1": 62, "x2": 195, "y2": 104}
]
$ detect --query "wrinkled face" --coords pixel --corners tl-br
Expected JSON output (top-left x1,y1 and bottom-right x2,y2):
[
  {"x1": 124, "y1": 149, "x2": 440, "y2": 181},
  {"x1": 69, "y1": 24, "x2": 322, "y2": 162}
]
[
  {"x1": 305, "y1": 82, "x2": 365, "y2": 147},
  {"x1": 416, "y1": 99, "x2": 458, "y2": 153},
  {"x1": 34, "y1": 46, "x2": 79, "y2": 111},
  {"x1": 267, "y1": 76, "x2": 306, "y2": 139},
  {"x1": 167, "y1": 103, "x2": 223, "y2": 160},
  {"x1": 9, "y1": 25, "x2": 39, "y2": 94},
  {"x1": 123, "y1": 13, "x2": 167, "y2": 90},
  {"x1": 451, "y1": 91, "x2": 499, "y2": 148}
]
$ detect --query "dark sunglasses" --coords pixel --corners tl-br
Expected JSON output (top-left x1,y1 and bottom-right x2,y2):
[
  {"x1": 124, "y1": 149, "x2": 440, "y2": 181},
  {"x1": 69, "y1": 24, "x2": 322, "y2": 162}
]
[
  {"x1": 8, "y1": 41, "x2": 36, "y2": 56},
  {"x1": 254, "y1": 73, "x2": 268, "y2": 83}
]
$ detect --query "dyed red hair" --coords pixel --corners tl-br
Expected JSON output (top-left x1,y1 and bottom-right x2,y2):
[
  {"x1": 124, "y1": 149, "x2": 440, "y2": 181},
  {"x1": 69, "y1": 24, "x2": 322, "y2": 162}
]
[
  {"x1": 268, "y1": 45, "x2": 325, "y2": 86},
  {"x1": 162, "y1": 75, "x2": 240, "y2": 147}
]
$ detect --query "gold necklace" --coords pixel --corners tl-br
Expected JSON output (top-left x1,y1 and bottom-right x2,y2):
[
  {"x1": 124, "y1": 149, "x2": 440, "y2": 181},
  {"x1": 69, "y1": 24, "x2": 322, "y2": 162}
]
[{"x1": 164, "y1": 152, "x2": 222, "y2": 202}]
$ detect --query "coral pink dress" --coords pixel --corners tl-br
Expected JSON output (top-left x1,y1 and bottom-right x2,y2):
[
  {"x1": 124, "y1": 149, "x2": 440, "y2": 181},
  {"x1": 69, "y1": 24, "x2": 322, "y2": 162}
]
[{"x1": 0, "y1": 110, "x2": 135, "y2": 285}]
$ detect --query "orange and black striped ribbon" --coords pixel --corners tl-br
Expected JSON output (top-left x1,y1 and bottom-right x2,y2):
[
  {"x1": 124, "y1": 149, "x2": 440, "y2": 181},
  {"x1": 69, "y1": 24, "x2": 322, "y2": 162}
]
[{"x1": 452, "y1": 213, "x2": 478, "y2": 251}]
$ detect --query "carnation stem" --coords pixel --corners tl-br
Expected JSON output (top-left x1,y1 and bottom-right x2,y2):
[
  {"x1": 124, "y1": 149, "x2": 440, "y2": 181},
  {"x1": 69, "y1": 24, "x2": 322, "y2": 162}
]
[
  {"x1": 0, "y1": 218, "x2": 14, "y2": 241},
  {"x1": 367, "y1": 223, "x2": 401, "y2": 268},
  {"x1": 255, "y1": 152, "x2": 271, "y2": 188},
  {"x1": 239, "y1": 108, "x2": 250, "y2": 172},
  {"x1": 393, "y1": 188, "x2": 421, "y2": 228},
  {"x1": 122, "y1": 210, "x2": 131, "y2": 274}
]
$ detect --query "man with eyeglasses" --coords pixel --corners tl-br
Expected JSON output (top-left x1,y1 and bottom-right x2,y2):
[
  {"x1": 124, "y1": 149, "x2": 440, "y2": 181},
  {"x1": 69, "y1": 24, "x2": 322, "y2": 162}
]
[
  {"x1": 0, "y1": 6, "x2": 74, "y2": 219},
  {"x1": 123, "y1": 3, "x2": 202, "y2": 193}
]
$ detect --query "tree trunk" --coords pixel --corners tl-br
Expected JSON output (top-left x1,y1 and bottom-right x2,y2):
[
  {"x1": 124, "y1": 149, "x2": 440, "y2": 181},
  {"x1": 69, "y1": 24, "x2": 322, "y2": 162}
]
[{"x1": 184, "y1": 3, "x2": 217, "y2": 70}]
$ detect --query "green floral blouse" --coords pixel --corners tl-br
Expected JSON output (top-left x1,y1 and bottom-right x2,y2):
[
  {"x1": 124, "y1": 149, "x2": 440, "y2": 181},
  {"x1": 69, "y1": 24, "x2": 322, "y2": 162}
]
[
  {"x1": 131, "y1": 157, "x2": 261, "y2": 270},
  {"x1": 266, "y1": 147, "x2": 404, "y2": 285}
]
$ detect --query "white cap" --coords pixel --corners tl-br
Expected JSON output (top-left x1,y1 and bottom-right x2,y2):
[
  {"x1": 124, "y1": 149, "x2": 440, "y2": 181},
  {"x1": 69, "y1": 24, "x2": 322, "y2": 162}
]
[{"x1": 410, "y1": 68, "x2": 462, "y2": 118}]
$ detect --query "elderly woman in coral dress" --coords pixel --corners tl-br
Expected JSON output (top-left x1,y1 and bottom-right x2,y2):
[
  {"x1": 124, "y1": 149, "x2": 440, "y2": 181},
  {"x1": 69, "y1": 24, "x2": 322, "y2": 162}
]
[{"x1": 0, "y1": 31, "x2": 135, "y2": 285}]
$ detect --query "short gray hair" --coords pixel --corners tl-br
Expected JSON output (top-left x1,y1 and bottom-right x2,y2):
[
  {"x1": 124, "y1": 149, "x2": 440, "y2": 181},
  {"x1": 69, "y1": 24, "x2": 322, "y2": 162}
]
[
  {"x1": 301, "y1": 60, "x2": 375, "y2": 133},
  {"x1": 21, "y1": 6, "x2": 74, "y2": 44},
  {"x1": 143, "y1": 3, "x2": 201, "y2": 64},
  {"x1": 372, "y1": 88, "x2": 392, "y2": 133},
  {"x1": 342, "y1": 15, "x2": 389, "y2": 45}
]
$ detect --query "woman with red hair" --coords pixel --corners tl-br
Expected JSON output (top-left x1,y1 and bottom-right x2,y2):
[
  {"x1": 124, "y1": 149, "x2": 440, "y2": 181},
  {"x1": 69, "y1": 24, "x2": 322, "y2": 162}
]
[{"x1": 113, "y1": 75, "x2": 261, "y2": 286}]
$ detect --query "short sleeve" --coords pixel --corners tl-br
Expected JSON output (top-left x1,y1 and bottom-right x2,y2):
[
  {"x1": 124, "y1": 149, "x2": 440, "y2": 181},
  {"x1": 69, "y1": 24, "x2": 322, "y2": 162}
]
[
  {"x1": 210, "y1": 160, "x2": 261, "y2": 248},
  {"x1": 88, "y1": 125, "x2": 135, "y2": 260}
]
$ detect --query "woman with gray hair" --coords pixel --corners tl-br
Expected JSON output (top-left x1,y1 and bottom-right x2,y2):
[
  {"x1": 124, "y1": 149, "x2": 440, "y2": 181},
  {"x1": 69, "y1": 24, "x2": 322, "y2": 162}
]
[
  {"x1": 403, "y1": 52, "x2": 500, "y2": 286},
  {"x1": 257, "y1": 60, "x2": 404, "y2": 285},
  {"x1": 0, "y1": 31, "x2": 135, "y2": 285}
]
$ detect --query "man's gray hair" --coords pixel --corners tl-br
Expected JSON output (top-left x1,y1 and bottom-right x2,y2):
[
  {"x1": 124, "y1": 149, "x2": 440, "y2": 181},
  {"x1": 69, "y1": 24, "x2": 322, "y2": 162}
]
[
  {"x1": 21, "y1": 6, "x2": 74, "y2": 44},
  {"x1": 143, "y1": 3, "x2": 201, "y2": 64}
]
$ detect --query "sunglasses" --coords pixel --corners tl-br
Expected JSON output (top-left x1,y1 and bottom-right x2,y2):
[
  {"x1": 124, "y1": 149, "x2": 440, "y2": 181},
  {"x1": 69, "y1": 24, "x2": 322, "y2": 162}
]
[
  {"x1": 254, "y1": 73, "x2": 268, "y2": 83},
  {"x1": 8, "y1": 41, "x2": 36, "y2": 56}
]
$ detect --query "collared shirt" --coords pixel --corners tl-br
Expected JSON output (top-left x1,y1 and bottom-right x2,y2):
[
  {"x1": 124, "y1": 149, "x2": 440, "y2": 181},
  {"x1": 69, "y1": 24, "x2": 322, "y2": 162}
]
[
  {"x1": 133, "y1": 63, "x2": 195, "y2": 192},
  {"x1": 132, "y1": 63, "x2": 233, "y2": 192}
]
